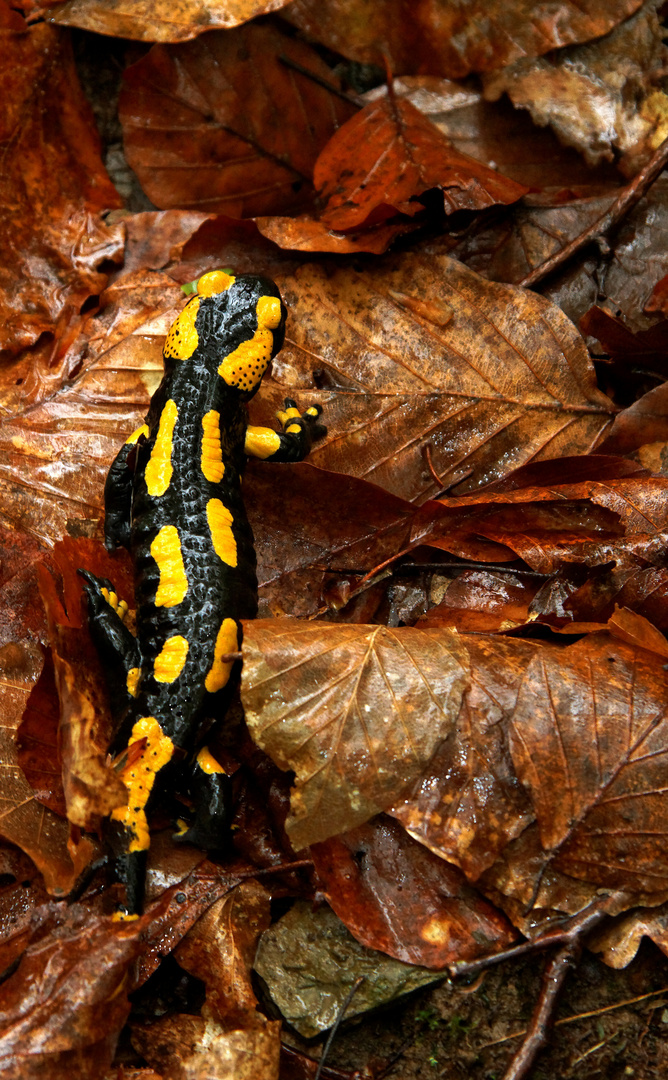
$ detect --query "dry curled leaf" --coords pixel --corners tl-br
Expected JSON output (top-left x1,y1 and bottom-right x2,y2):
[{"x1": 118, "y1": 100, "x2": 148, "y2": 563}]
[
  {"x1": 314, "y1": 95, "x2": 528, "y2": 230},
  {"x1": 241, "y1": 619, "x2": 469, "y2": 849},
  {"x1": 483, "y1": 0, "x2": 668, "y2": 176},
  {"x1": 285, "y1": 0, "x2": 644, "y2": 78},
  {"x1": 119, "y1": 23, "x2": 355, "y2": 216},
  {"x1": 50, "y1": 0, "x2": 292, "y2": 41},
  {"x1": 311, "y1": 815, "x2": 516, "y2": 968}
]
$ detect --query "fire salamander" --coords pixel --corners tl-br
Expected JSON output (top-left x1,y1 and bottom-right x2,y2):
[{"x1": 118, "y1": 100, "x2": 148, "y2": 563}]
[{"x1": 80, "y1": 269, "x2": 324, "y2": 917}]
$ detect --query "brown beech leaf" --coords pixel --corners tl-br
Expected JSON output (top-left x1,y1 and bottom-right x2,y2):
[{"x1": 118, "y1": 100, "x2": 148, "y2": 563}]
[
  {"x1": 37, "y1": 539, "x2": 131, "y2": 830},
  {"x1": 311, "y1": 816, "x2": 516, "y2": 968},
  {"x1": 0, "y1": 641, "x2": 95, "y2": 896},
  {"x1": 175, "y1": 880, "x2": 272, "y2": 1024},
  {"x1": 241, "y1": 619, "x2": 469, "y2": 849},
  {"x1": 363, "y1": 77, "x2": 622, "y2": 189},
  {"x1": 50, "y1": 0, "x2": 292, "y2": 41},
  {"x1": 607, "y1": 606, "x2": 668, "y2": 659},
  {"x1": 391, "y1": 637, "x2": 540, "y2": 882},
  {"x1": 246, "y1": 462, "x2": 414, "y2": 618},
  {"x1": 509, "y1": 634, "x2": 668, "y2": 893},
  {"x1": 131, "y1": 1014, "x2": 280, "y2": 1080},
  {"x1": 119, "y1": 23, "x2": 355, "y2": 216},
  {"x1": 0, "y1": 17, "x2": 122, "y2": 358},
  {"x1": 599, "y1": 382, "x2": 668, "y2": 456},
  {"x1": 0, "y1": 271, "x2": 180, "y2": 545},
  {"x1": 419, "y1": 474, "x2": 668, "y2": 574},
  {"x1": 483, "y1": 0, "x2": 668, "y2": 176},
  {"x1": 314, "y1": 95, "x2": 528, "y2": 230},
  {"x1": 285, "y1": 0, "x2": 644, "y2": 79},
  {"x1": 271, "y1": 255, "x2": 617, "y2": 500},
  {"x1": 0, "y1": 903, "x2": 146, "y2": 1080},
  {"x1": 254, "y1": 213, "x2": 414, "y2": 255},
  {"x1": 17, "y1": 650, "x2": 67, "y2": 818},
  {"x1": 415, "y1": 569, "x2": 540, "y2": 634}
]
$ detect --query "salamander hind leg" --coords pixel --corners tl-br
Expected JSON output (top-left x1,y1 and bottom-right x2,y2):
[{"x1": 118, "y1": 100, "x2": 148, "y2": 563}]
[{"x1": 174, "y1": 746, "x2": 234, "y2": 850}]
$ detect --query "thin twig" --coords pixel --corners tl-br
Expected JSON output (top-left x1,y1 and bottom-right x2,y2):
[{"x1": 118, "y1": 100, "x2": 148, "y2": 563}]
[
  {"x1": 314, "y1": 977, "x2": 366, "y2": 1080},
  {"x1": 518, "y1": 133, "x2": 668, "y2": 290},
  {"x1": 483, "y1": 985, "x2": 668, "y2": 1049},
  {"x1": 504, "y1": 942, "x2": 580, "y2": 1080}
]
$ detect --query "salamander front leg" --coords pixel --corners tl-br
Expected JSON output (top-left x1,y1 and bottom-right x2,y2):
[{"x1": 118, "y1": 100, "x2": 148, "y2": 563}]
[
  {"x1": 78, "y1": 569, "x2": 142, "y2": 729},
  {"x1": 244, "y1": 398, "x2": 326, "y2": 462}
]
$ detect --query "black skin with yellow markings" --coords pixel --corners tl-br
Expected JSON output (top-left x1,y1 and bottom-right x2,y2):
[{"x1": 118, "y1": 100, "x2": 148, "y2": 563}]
[{"x1": 80, "y1": 271, "x2": 325, "y2": 916}]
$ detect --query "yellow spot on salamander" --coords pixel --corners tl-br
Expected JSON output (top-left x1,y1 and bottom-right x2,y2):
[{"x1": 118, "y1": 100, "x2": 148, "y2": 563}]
[
  {"x1": 197, "y1": 269, "x2": 236, "y2": 296},
  {"x1": 256, "y1": 295, "x2": 282, "y2": 329},
  {"x1": 153, "y1": 635, "x2": 189, "y2": 683},
  {"x1": 126, "y1": 667, "x2": 141, "y2": 697},
  {"x1": 145, "y1": 399, "x2": 178, "y2": 497},
  {"x1": 206, "y1": 499, "x2": 237, "y2": 566},
  {"x1": 305, "y1": 407, "x2": 319, "y2": 417},
  {"x1": 218, "y1": 330, "x2": 274, "y2": 393},
  {"x1": 151, "y1": 525, "x2": 188, "y2": 607},
  {"x1": 111, "y1": 716, "x2": 174, "y2": 853},
  {"x1": 164, "y1": 296, "x2": 200, "y2": 361},
  {"x1": 244, "y1": 425, "x2": 281, "y2": 459},
  {"x1": 197, "y1": 746, "x2": 227, "y2": 774},
  {"x1": 205, "y1": 617, "x2": 239, "y2": 693},
  {"x1": 126, "y1": 424, "x2": 149, "y2": 445},
  {"x1": 286, "y1": 423, "x2": 302, "y2": 434},
  {"x1": 201, "y1": 410, "x2": 225, "y2": 483},
  {"x1": 278, "y1": 406, "x2": 301, "y2": 423}
]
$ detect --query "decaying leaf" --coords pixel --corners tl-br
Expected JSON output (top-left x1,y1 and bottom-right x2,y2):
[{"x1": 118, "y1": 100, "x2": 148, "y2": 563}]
[
  {"x1": 131, "y1": 1014, "x2": 280, "y2": 1080},
  {"x1": 314, "y1": 95, "x2": 528, "y2": 230},
  {"x1": 119, "y1": 23, "x2": 355, "y2": 215},
  {"x1": 241, "y1": 619, "x2": 469, "y2": 849},
  {"x1": 510, "y1": 634, "x2": 668, "y2": 894},
  {"x1": 311, "y1": 815, "x2": 516, "y2": 968},
  {"x1": 285, "y1": 0, "x2": 644, "y2": 78},
  {"x1": 0, "y1": 16, "x2": 122, "y2": 357},
  {"x1": 483, "y1": 0, "x2": 668, "y2": 176},
  {"x1": 0, "y1": 640, "x2": 95, "y2": 896},
  {"x1": 391, "y1": 637, "x2": 540, "y2": 881},
  {"x1": 271, "y1": 255, "x2": 617, "y2": 500},
  {"x1": 253, "y1": 900, "x2": 443, "y2": 1038},
  {"x1": 50, "y1": 0, "x2": 293, "y2": 41},
  {"x1": 37, "y1": 539, "x2": 130, "y2": 829}
]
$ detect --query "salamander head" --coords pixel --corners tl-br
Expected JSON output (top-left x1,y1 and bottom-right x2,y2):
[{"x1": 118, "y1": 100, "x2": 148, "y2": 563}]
[{"x1": 201, "y1": 270, "x2": 287, "y2": 398}]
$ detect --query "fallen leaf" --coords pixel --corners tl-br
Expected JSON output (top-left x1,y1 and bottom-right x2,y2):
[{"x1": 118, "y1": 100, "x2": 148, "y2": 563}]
[
  {"x1": 607, "y1": 606, "x2": 668, "y2": 659},
  {"x1": 363, "y1": 77, "x2": 622, "y2": 188},
  {"x1": 415, "y1": 568, "x2": 540, "y2": 634},
  {"x1": 119, "y1": 23, "x2": 355, "y2": 215},
  {"x1": 175, "y1": 880, "x2": 272, "y2": 1024},
  {"x1": 0, "y1": 17, "x2": 122, "y2": 357},
  {"x1": 254, "y1": 213, "x2": 413, "y2": 255},
  {"x1": 253, "y1": 900, "x2": 443, "y2": 1038},
  {"x1": 241, "y1": 619, "x2": 469, "y2": 849},
  {"x1": 391, "y1": 637, "x2": 540, "y2": 881},
  {"x1": 36, "y1": 539, "x2": 131, "y2": 830},
  {"x1": 509, "y1": 634, "x2": 668, "y2": 893},
  {"x1": 0, "y1": 640, "x2": 95, "y2": 896},
  {"x1": 246, "y1": 462, "x2": 414, "y2": 618},
  {"x1": 0, "y1": 903, "x2": 144, "y2": 1079},
  {"x1": 285, "y1": 0, "x2": 644, "y2": 78},
  {"x1": 131, "y1": 1014, "x2": 280, "y2": 1080},
  {"x1": 311, "y1": 815, "x2": 516, "y2": 968},
  {"x1": 314, "y1": 95, "x2": 528, "y2": 230},
  {"x1": 483, "y1": 0, "x2": 668, "y2": 176},
  {"x1": 17, "y1": 650, "x2": 67, "y2": 818},
  {"x1": 50, "y1": 0, "x2": 293, "y2": 41},
  {"x1": 589, "y1": 901, "x2": 668, "y2": 968},
  {"x1": 272, "y1": 255, "x2": 617, "y2": 500}
]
